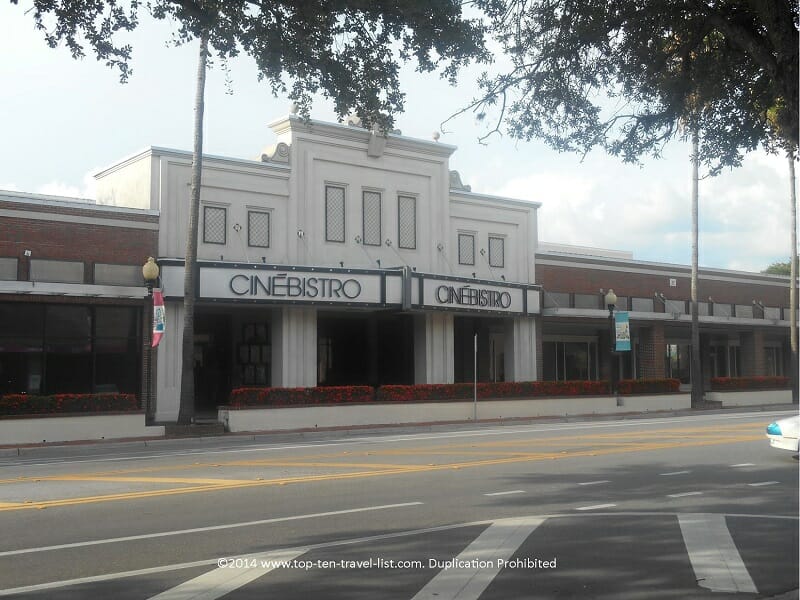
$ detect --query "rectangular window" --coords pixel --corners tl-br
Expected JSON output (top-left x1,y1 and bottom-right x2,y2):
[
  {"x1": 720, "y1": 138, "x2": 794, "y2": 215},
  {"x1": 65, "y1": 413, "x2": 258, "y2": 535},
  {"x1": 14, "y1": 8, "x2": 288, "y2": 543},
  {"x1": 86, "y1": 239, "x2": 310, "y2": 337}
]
[
  {"x1": 543, "y1": 340, "x2": 599, "y2": 381},
  {"x1": 203, "y1": 206, "x2": 227, "y2": 245},
  {"x1": 631, "y1": 297, "x2": 655, "y2": 312},
  {"x1": 458, "y1": 233, "x2": 475, "y2": 265},
  {"x1": 362, "y1": 190, "x2": 382, "y2": 246},
  {"x1": 248, "y1": 210, "x2": 270, "y2": 248},
  {"x1": 488, "y1": 236, "x2": 505, "y2": 268},
  {"x1": 765, "y1": 346, "x2": 783, "y2": 376},
  {"x1": 398, "y1": 195, "x2": 416, "y2": 249},
  {"x1": 325, "y1": 185, "x2": 346, "y2": 243},
  {"x1": 0, "y1": 304, "x2": 140, "y2": 396}
]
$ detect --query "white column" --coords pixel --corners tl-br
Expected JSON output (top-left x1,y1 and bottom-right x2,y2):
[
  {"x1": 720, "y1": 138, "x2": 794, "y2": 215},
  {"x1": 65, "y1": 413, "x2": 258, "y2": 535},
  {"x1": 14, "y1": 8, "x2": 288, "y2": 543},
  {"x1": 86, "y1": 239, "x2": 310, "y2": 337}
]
[
  {"x1": 414, "y1": 312, "x2": 454, "y2": 384},
  {"x1": 271, "y1": 307, "x2": 317, "y2": 387},
  {"x1": 154, "y1": 300, "x2": 184, "y2": 422},
  {"x1": 504, "y1": 317, "x2": 538, "y2": 382}
]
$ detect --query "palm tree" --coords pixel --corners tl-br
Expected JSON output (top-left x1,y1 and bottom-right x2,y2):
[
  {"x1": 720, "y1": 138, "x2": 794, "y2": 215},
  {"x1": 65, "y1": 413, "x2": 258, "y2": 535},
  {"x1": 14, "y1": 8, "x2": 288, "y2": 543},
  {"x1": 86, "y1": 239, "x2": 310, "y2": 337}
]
[
  {"x1": 178, "y1": 29, "x2": 209, "y2": 425},
  {"x1": 690, "y1": 125, "x2": 703, "y2": 406},
  {"x1": 789, "y1": 151, "x2": 798, "y2": 403}
]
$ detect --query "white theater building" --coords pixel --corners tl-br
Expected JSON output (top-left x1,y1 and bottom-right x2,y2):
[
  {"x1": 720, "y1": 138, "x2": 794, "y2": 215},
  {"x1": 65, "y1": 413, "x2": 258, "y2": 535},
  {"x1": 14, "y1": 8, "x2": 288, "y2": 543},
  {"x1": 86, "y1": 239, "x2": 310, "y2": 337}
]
[{"x1": 93, "y1": 110, "x2": 542, "y2": 421}]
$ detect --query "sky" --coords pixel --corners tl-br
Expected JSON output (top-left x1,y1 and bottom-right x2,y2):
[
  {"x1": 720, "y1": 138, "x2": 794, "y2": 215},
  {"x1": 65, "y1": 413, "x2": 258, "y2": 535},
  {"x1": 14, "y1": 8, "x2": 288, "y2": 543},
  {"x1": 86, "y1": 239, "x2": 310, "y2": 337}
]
[{"x1": 0, "y1": 3, "x2": 795, "y2": 274}]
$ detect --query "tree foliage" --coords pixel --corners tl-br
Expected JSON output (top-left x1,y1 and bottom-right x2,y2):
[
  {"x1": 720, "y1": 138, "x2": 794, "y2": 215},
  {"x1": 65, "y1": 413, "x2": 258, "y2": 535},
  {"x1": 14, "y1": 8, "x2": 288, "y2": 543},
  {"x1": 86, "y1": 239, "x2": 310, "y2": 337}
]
[
  {"x1": 762, "y1": 258, "x2": 798, "y2": 275},
  {"x1": 461, "y1": 0, "x2": 799, "y2": 172},
  {"x1": 11, "y1": 0, "x2": 491, "y2": 130}
]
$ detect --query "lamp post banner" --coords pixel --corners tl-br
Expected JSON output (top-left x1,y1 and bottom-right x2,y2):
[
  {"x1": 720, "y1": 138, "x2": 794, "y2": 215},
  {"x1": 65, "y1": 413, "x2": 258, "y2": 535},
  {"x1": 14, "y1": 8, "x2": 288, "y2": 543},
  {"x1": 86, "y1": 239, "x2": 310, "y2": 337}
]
[
  {"x1": 152, "y1": 289, "x2": 165, "y2": 348},
  {"x1": 614, "y1": 311, "x2": 631, "y2": 351}
]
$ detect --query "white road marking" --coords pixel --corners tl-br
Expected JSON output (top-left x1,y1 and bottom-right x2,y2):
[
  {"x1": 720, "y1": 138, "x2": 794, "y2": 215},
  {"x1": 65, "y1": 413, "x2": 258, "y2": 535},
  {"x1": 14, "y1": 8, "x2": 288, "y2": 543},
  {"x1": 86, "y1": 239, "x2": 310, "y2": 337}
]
[
  {"x1": 0, "y1": 502, "x2": 424, "y2": 557},
  {"x1": 411, "y1": 516, "x2": 546, "y2": 600},
  {"x1": 660, "y1": 470, "x2": 691, "y2": 476},
  {"x1": 0, "y1": 521, "x2": 490, "y2": 598},
  {"x1": 484, "y1": 490, "x2": 526, "y2": 496},
  {"x1": 575, "y1": 504, "x2": 616, "y2": 511},
  {"x1": 678, "y1": 513, "x2": 757, "y2": 593},
  {"x1": 748, "y1": 481, "x2": 779, "y2": 487},
  {"x1": 577, "y1": 480, "x2": 610, "y2": 486},
  {"x1": 1, "y1": 512, "x2": 793, "y2": 597},
  {"x1": 148, "y1": 549, "x2": 304, "y2": 600},
  {"x1": 667, "y1": 492, "x2": 703, "y2": 498},
  {"x1": 730, "y1": 463, "x2": 755, "y2": 468}
]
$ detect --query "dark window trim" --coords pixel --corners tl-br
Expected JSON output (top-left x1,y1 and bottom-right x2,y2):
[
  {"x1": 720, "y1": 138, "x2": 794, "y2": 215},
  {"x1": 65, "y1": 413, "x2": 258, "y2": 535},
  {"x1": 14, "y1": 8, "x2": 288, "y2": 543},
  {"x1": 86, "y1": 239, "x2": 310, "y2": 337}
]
[
  {"x1": 398, "y1": 195, "x2": 417, "y2": 250},
  {"x1": 325, "y1": 185, "x2": 346, "y2": 243},
  {"x1": 203, "y1": 205, "x2": 227, "y2": 245},
  {"x1": 362, "y1": 190, "x2": 382, "y2": 247},
  {"x1": 247, "y1": 210, "x2": 271, "y2": 248},
  {"x1": 458, "y1": 233, "x2": 475, "y2": 266},
  {"x1": 488, "y1": 235, "x2": 505, "y2": 268}
]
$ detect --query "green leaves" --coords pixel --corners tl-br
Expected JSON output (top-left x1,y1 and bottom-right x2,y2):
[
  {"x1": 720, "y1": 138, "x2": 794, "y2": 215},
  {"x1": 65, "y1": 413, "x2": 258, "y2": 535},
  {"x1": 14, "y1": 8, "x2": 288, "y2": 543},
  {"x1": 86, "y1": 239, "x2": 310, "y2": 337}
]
[
  {"x1": 16, "y1": 0, "x2": 492, "y2": 129},
  {"x1": 467, "y1": 0, "x2": 798, "y2": 170}
]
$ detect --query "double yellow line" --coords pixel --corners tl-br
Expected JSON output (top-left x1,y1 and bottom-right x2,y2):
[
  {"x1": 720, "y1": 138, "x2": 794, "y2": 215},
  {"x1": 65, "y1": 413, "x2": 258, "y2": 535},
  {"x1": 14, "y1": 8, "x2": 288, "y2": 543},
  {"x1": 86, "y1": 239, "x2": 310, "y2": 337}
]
[{"x1": 0, "y1": 422, "x2": 764, "y2": 512}]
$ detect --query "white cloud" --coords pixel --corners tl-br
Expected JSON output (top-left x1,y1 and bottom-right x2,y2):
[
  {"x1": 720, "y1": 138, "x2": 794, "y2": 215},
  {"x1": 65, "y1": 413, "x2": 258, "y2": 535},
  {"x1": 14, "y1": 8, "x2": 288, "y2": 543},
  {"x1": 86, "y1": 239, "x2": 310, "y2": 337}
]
[{"x1": 36, "y1": 170, "x2": 98, "y2": 200}]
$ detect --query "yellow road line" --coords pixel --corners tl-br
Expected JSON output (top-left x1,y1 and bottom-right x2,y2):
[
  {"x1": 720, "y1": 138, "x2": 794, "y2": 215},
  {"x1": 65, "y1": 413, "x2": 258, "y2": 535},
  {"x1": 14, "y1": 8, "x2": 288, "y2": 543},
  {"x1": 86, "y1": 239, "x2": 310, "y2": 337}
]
[
  {"x1": 47, "y1": 476, "x2": 259, "y2": 485},
  {"x1": 0, "y1": 433, "x2": 762, "y2": 512},
  {"x1": 0, "y1": 421, "x2": 766, "y2": 485}
]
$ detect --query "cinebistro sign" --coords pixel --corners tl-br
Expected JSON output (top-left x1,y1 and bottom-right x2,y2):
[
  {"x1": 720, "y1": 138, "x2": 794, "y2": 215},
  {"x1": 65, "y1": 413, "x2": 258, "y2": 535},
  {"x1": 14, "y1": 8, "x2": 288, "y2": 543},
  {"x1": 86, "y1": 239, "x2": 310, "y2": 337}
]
[
  {"x1": 415, "y1": 274, "x2": 540, "y2": 316},
  {"x1": 435, "y1": 284, "x2": 512, "y2": 309},
  {"x1": 193, "y1": 265, "x2": 399, "y2": 306},
  {"x1": 229, "y1": 273, "x2": 362, "y2": 300},
  {"x1": 159, "y1": 263, "x2": 539, "y2": 314}
]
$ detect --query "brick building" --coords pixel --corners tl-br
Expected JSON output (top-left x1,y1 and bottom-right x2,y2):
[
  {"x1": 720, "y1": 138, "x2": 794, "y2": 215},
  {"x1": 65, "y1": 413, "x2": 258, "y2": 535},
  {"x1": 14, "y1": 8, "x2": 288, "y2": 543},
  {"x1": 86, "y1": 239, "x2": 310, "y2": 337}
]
[
  {"x1": 0, "y1": 112, "x2": 795, "y2": 422},
  {"x1": 0, "y1": 190, "x2": 158, "y2": 398},
  {"x1": 536, "y1": 243, "x2": 794, "y2": 389}
]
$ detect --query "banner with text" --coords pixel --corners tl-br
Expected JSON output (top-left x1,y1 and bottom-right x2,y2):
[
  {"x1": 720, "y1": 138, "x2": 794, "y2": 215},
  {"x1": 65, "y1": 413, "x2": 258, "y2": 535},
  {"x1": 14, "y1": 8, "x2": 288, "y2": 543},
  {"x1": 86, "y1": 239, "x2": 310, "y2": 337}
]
[{"x1": 614, "y1": 311, "x2": 631, "y2": 351}]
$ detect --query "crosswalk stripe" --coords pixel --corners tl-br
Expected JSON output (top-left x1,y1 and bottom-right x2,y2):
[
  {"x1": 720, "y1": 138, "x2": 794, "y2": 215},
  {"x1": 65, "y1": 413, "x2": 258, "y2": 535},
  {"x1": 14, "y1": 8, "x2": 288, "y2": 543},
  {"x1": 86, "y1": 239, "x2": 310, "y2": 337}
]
[
  {"x1": 411, "y1": 516, "x2": 545, "y2": 600},
  {"x1": 678, "y1": 513, "x2": 757, "y2": 593},
  {"x1": 147, "y1": 549, "x2": 305, "y2": 600}
]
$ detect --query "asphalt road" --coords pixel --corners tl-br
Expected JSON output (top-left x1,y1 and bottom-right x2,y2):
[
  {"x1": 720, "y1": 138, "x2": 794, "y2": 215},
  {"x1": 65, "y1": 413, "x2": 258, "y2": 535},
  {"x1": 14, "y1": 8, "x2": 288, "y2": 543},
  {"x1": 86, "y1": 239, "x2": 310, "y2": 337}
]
[{"x1": 0, "y1": 409, "x2": 797, "y2": 599}]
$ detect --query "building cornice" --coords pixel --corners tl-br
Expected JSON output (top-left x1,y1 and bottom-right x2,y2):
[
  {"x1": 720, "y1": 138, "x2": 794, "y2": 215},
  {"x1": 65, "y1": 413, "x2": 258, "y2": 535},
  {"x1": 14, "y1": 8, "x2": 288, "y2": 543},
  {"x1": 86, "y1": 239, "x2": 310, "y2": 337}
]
[
  {"x1": 0, "y1": 190, "x2": 159, "y2": 220},
  {"x1": 536, "y1": 253, "x2": 792, "y2": 287},
  {"x1": 450, "y1": 190, "x2": 541, "y2": 210},
  {"x1": 268, "y1": 115, "x2": 457, "y2": 159}
]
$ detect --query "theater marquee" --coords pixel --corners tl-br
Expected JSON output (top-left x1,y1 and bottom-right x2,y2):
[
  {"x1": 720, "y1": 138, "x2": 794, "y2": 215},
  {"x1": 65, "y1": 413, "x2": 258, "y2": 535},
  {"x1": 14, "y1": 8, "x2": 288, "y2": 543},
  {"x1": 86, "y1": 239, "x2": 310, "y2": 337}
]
[
  {"x1": 412, "y1": 273, "x2": 540, "y2": 316},
  {"x1": 158, "y1": 262, "x2": 540, "y2": 315}
]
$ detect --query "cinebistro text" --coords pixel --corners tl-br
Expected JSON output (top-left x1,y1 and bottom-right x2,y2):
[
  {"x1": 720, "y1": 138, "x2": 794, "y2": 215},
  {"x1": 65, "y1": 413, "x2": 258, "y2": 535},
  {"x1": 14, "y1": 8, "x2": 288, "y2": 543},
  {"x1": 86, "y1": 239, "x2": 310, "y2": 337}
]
[
  {"x1": 229, "y1": 274, "x2": 362, "y2": 299},
  {"x1": 435, "y1": 285, "x2": 512, "y2": 309}
]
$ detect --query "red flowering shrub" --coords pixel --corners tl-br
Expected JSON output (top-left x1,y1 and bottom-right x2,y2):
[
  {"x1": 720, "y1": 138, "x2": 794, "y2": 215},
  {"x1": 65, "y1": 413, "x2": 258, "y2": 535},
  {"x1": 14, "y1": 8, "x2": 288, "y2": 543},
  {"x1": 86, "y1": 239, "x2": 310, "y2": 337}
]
[
  {"x1": 616, "y1": 379, "x2": 681, "y2": 395},
  {"x1": 227, "y1": 379, "x2": 683, "y2": 408},
  {"x1": 710, "y1": 376, "x2": 790, "y2": 391},
  {"x1": 377, "y1": 380, "x2": 610, "y2": 402},
  {"x1": 228, "y1": 386, "x2": 374, "y2": 407},
  {"x1": 0, "y1": 393, "x2": 139, "y2": 417}
]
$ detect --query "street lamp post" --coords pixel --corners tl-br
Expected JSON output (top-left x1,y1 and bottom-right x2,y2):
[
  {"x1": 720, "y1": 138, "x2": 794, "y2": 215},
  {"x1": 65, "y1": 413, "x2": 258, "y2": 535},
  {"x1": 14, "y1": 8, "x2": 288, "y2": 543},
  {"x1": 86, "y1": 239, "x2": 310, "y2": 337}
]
[
  {"x1": 142, "y1": 257, "x2": 160, "y2": 418},
  {"x1": 605, "y1": 288, "x2": 617, "y2": 396}
]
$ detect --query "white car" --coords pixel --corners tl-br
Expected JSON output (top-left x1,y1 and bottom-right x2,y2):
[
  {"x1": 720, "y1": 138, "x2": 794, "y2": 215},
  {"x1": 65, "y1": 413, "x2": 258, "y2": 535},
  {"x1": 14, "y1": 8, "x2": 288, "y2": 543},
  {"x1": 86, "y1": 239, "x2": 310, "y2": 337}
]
[{"x1": 766, "y1": 415, "x2": 800, "y2": 452}]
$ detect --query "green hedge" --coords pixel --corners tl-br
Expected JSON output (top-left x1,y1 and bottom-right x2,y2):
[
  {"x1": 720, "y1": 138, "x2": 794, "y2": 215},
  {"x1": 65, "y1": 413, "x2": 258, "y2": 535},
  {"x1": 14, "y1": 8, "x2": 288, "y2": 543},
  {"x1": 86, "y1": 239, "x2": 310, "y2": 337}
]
[{"x1": 0, "y1": 393, "x2": 139, "y2": 417}]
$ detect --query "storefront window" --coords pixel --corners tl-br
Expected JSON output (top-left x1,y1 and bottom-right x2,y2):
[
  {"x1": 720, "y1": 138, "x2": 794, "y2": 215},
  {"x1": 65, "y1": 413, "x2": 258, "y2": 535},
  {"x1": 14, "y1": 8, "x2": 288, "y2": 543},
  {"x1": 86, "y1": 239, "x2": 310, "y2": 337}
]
[
  {"x1": 765, "y1": 346, "x2": 783, "y2": 376},
  {"x1": 665, "y1": 344, "x2": 691, "y2": 383},
  {"x1": 0, "y1": 303, "x2": 139, "y2": 395},
  {"x1": 543, "y1": 340, "x2": 598, "y2": 381}
]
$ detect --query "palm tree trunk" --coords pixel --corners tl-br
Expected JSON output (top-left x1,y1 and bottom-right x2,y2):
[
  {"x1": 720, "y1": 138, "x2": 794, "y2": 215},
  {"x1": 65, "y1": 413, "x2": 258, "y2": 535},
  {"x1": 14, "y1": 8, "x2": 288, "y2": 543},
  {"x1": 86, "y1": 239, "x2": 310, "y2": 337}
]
[
  {"x1": 789, "y1": 151, "x2": 798, "y2": 403},
  {"x1": 178, "y1": 29, "x2": 209, "y2": 424},
  {"x1": 690, "y1": 126, "x2": 703, "y2": 406}
]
